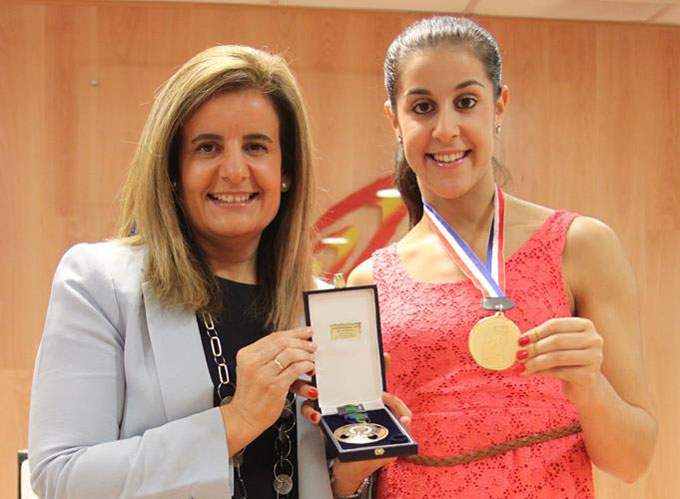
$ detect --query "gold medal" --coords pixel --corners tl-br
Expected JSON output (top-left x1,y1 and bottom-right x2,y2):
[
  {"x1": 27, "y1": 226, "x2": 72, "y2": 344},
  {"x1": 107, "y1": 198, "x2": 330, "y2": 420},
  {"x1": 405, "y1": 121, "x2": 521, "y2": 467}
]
[{"x1": 468, "y1": 312, "x2": 520, "y2": 371}]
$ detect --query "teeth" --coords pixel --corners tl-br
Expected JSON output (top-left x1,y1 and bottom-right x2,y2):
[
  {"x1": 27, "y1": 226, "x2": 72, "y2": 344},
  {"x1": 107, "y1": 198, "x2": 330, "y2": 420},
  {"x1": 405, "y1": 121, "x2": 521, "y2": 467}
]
[
  {"x1": 211, "y1": 193, "x2": 252, "y2": 203},
  {"x1": 431, "y1": 151, "x2": 466, "y2": 162}
]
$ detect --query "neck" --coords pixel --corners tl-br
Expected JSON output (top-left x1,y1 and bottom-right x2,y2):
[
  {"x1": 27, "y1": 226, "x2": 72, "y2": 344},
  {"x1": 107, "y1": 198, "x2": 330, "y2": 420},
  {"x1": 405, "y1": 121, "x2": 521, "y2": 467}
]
[
  {"x1": 198, "y1": 235, "x2": 260, "y2": 284},
  {"x1": 422, "y1": 175, "x2": 497, "y2": 240}
]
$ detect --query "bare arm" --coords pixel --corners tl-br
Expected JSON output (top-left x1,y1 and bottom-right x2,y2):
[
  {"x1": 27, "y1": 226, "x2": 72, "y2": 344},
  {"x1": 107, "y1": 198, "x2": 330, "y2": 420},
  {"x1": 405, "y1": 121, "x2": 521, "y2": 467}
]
[{"x1": 519, "y1": 217, "x2": 657, "y2": 482}]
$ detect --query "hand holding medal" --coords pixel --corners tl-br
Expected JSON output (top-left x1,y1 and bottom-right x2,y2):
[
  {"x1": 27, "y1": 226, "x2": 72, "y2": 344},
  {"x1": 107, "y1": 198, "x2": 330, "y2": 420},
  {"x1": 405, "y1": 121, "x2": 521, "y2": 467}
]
[
  {"x1": 423, "y1": 185, "x2": 520, "y2": 371},
  {"x1": 516, "y1": 317, "x2": 605, "y2": 406}
]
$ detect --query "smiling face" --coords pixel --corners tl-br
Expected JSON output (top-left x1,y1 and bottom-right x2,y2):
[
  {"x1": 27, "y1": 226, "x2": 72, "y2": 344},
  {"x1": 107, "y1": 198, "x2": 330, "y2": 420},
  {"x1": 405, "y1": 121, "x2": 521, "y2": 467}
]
[
  {"x1": 387, "y1": 47, "x2": 508, "y2": 207},
  {"x1": 178, "y1": 89, "x2": 285, "y2": 254}
]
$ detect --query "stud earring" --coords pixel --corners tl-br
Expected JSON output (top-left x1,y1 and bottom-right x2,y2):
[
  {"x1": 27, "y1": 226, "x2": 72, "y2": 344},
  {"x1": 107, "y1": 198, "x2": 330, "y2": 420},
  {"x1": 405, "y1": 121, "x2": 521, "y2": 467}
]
[
  {"x1": 397, "y1": 135, "x2": 403, "y2": 145},
  {"x1": 495, "y1": 124, "x2": 502, "y2": 135},
  {"x1": 281, "y1": 180, "x2": 289, "y2": 192}
]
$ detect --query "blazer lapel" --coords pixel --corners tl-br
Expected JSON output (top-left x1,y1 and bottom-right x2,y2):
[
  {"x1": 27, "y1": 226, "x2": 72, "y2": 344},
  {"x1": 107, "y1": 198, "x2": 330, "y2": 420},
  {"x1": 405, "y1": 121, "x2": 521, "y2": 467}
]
[{"x1": 142, "y1": 282, "x2": 214, "y2": 422}]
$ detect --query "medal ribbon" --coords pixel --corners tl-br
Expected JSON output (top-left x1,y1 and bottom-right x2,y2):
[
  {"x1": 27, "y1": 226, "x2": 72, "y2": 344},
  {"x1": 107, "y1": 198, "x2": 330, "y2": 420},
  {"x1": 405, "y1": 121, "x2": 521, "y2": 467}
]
[{"x1": 422, "y1": 184, "x2": 507, "y2": 300}]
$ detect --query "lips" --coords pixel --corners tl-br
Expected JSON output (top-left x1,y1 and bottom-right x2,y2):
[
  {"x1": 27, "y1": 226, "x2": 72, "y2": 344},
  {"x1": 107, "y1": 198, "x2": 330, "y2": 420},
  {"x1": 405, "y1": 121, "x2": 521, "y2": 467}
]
[
  {"x1": 208, "y1": 192, "x2": 258, "y2": 204},
  {"x1": 426, "y1": 150, "x2": 470, "y2": 164}
]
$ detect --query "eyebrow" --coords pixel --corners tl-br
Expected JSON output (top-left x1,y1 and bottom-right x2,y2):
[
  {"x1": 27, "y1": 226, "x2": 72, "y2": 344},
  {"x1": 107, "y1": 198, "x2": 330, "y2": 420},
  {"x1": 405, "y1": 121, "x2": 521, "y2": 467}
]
[
  {"x1": 190, "y1": 132, "x2": 273, "y2": 144},
  {"x1": 404, "y1": 79, "x2": 485, "y2": 97}
]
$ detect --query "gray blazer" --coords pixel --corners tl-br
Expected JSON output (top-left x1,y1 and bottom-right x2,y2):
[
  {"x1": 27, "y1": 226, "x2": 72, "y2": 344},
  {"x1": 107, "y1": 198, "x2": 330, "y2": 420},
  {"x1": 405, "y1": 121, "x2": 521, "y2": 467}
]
[{"x1": 28, "y1": 241, "x2": 332, "y2": 499}]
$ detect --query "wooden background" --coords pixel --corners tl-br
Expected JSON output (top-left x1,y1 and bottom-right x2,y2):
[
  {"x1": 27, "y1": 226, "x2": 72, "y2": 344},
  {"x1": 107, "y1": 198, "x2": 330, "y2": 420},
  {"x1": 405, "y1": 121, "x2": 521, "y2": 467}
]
[{"x1": 1, "y1": 1, "x2": 678, "y2": 497}]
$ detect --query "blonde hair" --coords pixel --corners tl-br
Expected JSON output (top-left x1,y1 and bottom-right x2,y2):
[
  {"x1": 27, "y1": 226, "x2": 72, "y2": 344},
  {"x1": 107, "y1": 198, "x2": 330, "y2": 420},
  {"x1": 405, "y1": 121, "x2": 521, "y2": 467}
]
[{"x1": 117, "y1": 45, "x2": 315, "y2": 330}]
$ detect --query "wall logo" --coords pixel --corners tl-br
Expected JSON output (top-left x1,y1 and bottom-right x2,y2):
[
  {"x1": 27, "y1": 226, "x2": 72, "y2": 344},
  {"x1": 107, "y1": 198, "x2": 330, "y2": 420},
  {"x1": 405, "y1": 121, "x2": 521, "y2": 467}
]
[{"x1": 312, "y1": 176, "x2": 407, "y2": 281}]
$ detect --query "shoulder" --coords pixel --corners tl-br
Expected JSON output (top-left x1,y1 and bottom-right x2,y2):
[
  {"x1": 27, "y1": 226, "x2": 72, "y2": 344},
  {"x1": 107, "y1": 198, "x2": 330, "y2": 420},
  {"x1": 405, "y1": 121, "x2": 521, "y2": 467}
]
[
  {"x1": 55, "y1": 240, "x2": 147, "y2": 295},
  {"x1": 347, "y1": 258, "x2": 374, "y2": 286},
  {"x1": 44, "y1": 241, "x2": 149, "y2": 345},
  {"x1": 504, "y1": 194, "x2": 555, "y2": 226},
  {"x1": 565, "y1": 216, "x2": 623, "y2": 261},
  {"x1": 563, "y1": 216, "x2": 635, "y2": 300},
  {"x1": 60, "y1": 240, "x2": 146, "y2": 269}
]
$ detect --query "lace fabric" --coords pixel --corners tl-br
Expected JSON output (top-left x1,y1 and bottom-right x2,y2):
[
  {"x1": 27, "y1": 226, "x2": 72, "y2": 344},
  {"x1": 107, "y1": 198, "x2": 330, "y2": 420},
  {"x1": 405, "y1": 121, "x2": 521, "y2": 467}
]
[{"x1": 372, "y1": 211, "x2": 593, "y2": 498}]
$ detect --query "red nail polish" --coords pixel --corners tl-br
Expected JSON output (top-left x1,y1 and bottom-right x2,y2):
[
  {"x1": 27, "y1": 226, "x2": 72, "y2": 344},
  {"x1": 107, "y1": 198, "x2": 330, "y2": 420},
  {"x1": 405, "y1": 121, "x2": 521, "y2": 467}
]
[
  {"x1": 308, "y1": 388, "x2": 318, "y2": 399},
  {"x1": 311, "y1": 412, "x2": 319, "y2": 423},
  {"x1": 516, "y1": 349, "x2": 529, "y2": 361},
  {"x1": 518, "y1": 336, "x2": 530, "y2": 347}
]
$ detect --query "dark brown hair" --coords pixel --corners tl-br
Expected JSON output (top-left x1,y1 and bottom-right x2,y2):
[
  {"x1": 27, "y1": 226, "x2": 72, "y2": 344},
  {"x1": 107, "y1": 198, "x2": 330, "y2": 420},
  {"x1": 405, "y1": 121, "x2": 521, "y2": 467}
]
[{"x1": 384, "y1": 16, "x2": 508, "y2": 225}]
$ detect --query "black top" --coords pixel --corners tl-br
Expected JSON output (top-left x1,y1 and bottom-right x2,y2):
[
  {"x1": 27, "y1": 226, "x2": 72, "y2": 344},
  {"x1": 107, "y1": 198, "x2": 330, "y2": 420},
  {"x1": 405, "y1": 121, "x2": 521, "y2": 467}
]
[{"x1": 197, "y1": 277, "x2": 298, "y2": 499}]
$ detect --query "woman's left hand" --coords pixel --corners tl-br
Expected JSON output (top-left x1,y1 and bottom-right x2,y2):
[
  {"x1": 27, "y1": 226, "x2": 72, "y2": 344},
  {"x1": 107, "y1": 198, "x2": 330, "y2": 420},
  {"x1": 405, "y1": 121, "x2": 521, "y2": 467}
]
[{"x1": 517, "y1": 317, "x2": 604, "y2": 406}]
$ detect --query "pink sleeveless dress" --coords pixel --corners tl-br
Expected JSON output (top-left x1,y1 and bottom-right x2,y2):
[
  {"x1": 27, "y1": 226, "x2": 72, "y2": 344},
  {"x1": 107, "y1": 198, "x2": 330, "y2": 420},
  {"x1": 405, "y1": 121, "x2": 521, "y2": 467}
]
[{"x1": 372, "y1": 211, "x2": 593, "y2": 499}]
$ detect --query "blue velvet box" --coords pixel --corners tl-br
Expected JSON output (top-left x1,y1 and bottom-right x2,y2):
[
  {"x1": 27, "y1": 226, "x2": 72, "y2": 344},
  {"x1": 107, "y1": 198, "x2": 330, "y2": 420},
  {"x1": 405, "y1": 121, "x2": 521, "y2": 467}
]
[{"x1": 303, "y1": 285, "x2": 418, "y2": 462}]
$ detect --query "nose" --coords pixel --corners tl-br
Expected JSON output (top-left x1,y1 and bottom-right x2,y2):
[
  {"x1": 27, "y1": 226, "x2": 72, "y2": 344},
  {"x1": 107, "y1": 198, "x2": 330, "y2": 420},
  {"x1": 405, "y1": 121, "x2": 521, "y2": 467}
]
[
  {"x1": 432, "y1": 107, "x2": 460, "y2": 142},
  {"x1": 219, "y1": 142, "x2": 249, "y2": 184}
]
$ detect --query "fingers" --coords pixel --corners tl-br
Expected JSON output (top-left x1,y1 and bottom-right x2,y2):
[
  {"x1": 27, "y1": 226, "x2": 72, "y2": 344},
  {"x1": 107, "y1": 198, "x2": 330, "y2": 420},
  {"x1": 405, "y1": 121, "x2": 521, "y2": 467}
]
[
  {"x1": 237, "y1": 328, "x2": 316, "y2": 379},
  {"x1": 520, "y1": 349, "x2": 598, "y2": 375},
  {"x1": 520, "y1": 318, "x2": 592, "y2": 344},
  {"x1": 382, "y1": 391, "x2": 412, "y2": 420},
  {"x1": 275, "y1": 359, "x2": 316, "y2": 387},
  {"x1": 271, "y1": 347, "x2": 316, "y2": 374},
  {"x1": 400, "y1": 415, "x2": 412, "y2": 432},
  {"x1": 516, "y1": 318, "x2": 604, "y2": 378},
  {"x1": 520, "y1": 331, "x2": 598, "y2": 359},
  {"x1": 383, "y1": 352, "x2": 392, "y2": 371},
  {"x1": 300, "y1": 399, "x2": 321, "y2": 425},
  {"x1": 289, "y1": 379, "x2": 318, "y2": 400},
  {"x1": 256, "y1": 328, "x2": 317, "y2": 363}
]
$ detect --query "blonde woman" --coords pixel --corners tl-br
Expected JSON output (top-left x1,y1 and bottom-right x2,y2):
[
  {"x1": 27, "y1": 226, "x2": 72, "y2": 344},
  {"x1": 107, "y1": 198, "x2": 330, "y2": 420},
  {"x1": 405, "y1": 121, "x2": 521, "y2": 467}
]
[{"x1": 28, "y1": 45, "x2": 407, "y2": 499}]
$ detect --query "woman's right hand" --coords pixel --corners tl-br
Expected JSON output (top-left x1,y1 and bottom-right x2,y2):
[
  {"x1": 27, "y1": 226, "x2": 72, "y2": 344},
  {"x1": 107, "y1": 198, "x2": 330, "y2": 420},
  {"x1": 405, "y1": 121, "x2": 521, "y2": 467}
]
[{"x1": 220, "y1": 326, "x2": 316, "y2": 456}]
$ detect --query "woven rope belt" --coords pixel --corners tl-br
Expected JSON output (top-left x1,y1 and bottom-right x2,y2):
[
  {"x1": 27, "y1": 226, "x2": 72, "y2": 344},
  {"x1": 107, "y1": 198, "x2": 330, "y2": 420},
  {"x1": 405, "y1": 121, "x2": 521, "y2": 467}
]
[{"x1": 401, "y1": 423, "x2": 582, "y2": 467}]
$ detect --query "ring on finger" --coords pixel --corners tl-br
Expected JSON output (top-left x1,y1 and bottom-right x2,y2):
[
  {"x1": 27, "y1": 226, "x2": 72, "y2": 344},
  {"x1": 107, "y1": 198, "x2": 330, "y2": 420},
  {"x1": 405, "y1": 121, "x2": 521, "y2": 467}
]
[{"x1": 273, "y1": 357, "x2": 285, "y2": 373}]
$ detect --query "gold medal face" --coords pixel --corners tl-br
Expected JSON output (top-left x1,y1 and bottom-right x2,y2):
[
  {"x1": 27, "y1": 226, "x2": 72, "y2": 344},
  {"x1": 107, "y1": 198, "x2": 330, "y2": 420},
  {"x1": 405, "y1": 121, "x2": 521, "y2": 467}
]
[
  {"x1": 333, "y1": 422, "x2": 389, "y2": 444},
  {"x1": 468, "y1": 312, "x2": 521, "y2": 371}
]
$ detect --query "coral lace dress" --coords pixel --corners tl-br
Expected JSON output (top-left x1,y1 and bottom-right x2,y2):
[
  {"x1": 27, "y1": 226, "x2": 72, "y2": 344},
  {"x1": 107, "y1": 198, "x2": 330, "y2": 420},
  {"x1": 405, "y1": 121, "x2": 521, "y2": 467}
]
[{"x1": 372, "y1": 211, "x2": 593, "y2": 499}]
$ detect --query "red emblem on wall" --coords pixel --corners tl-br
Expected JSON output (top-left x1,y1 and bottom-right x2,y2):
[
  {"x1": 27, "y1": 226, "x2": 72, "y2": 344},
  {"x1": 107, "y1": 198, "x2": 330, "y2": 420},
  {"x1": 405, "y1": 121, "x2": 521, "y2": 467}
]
[{"x1": 312, "y1": 176, "x2": 407, "y2": 282}]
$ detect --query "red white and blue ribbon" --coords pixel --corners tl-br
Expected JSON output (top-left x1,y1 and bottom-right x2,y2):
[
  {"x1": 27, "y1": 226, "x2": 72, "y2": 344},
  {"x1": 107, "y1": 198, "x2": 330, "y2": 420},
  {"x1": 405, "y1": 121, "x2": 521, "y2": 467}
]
[{"x1": 422, "y1": 185, "x2": 512, "y2": 309}]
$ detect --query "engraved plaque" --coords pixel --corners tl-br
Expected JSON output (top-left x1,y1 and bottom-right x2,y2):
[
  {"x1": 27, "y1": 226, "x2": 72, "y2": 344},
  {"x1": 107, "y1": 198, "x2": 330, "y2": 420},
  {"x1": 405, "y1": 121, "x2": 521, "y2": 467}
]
[{"x1": 330, "y1": 322, "x2": 361, "y2": 340}]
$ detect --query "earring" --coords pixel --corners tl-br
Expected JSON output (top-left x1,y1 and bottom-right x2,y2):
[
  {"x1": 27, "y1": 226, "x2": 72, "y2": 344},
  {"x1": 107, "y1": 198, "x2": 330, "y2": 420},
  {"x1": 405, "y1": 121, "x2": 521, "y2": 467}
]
[
  {"x1": 172, "y1": 181, "x2": 178, "y2": 190},
  {"x1": 281, "y1": 180, "x2": 289, "y2": 192},
  {"x1": 398, "y1": 135, "x2": 403, "y2": 145},
  {"x1": 495, "y1": 124, "x2": 502, "y2": 135}
]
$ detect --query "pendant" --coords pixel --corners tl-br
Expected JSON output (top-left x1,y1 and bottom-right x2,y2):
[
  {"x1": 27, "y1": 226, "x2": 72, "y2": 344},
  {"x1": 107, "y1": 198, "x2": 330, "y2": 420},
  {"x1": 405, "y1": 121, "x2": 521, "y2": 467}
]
[
  {"x1": 468, "y1": 311, "x2": 520, "y2": 371},
  {"x1": 273, "y1": 474, "x2": 294, "y2": 494},
  {"x1": 333, "y1": 422, "x2": 389, "y2": 444}
]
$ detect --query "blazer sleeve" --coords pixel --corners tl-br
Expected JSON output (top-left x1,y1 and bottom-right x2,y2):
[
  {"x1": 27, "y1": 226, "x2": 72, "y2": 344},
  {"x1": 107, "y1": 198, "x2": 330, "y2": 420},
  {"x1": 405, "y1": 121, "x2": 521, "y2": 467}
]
[{"x1": 28, "y1": 244, "x2": 231, "y2": 499}]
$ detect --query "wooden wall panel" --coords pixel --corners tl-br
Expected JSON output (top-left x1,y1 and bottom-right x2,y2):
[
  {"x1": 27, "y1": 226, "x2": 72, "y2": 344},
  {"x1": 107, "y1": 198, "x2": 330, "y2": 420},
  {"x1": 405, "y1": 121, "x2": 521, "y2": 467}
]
[{"x1": 1, "y1": 2, "x2": 678, "y2": 497}]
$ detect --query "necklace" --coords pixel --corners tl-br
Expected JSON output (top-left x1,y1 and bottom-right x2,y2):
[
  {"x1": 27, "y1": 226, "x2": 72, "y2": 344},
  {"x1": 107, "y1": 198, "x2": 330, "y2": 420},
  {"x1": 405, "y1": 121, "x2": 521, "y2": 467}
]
[
  {"x1": 202, "y1": 312, "x2": 296, "y2": 499},
  {"x1": 422, "y1": 185, "x2": 520, "y2": 371}
]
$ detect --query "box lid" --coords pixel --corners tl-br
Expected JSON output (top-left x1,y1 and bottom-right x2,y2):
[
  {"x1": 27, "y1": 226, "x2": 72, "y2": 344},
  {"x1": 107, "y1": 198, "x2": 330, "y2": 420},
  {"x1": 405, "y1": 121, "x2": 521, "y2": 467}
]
[{"x1": 304, "y1": 285, "x2": 385, "y2": 414}]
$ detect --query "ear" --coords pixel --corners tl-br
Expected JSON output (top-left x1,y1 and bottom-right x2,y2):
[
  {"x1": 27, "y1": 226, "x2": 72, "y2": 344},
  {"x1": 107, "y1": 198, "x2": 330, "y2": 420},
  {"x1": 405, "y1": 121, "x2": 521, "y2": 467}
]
[
  {"x1": 384, "y1": 100, "x2": 400, "y2": 140},
  {"x1": 494, "y1": 85, "x2": 509, "y2": 123}
]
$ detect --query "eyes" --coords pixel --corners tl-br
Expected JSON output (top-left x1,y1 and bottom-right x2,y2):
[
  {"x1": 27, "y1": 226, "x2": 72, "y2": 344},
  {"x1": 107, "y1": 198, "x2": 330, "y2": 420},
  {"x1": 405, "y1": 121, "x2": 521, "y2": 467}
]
[
  {"x1": 194, "y1": 141, "x2": 270, "y2": 156},
  {"x1": 196, "y1": 142, "x2": 219, "y2": 155},
  {"x1": 410, "y1": 95, "x2": 478, "y2": 115}
]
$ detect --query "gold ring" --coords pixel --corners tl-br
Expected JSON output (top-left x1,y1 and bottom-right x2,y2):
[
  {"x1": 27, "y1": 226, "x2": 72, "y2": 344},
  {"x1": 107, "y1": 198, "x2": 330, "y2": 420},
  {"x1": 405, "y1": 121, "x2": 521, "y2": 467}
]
[{"x1": 273, "y1": 357, "x2": 285, "y2": 373}]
